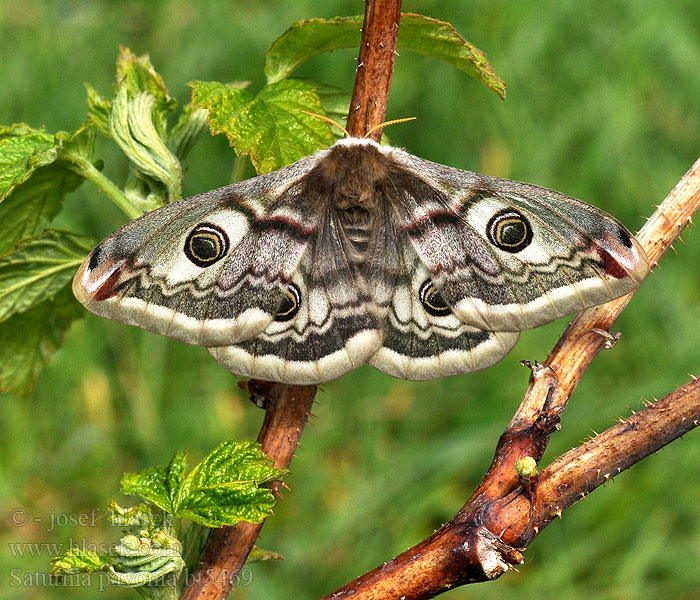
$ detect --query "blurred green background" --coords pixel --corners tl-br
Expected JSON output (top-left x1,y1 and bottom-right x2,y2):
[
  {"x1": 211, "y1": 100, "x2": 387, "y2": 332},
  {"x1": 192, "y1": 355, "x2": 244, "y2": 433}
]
[{"x1": 1, "y1": 1, "x2": 699, "y2": 599}]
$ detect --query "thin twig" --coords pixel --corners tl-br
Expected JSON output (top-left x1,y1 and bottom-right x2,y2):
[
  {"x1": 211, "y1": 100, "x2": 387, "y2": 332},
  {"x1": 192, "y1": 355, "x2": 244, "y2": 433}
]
[{"x1": 323, "y1": 156, "x2": 700, "y2": 599}]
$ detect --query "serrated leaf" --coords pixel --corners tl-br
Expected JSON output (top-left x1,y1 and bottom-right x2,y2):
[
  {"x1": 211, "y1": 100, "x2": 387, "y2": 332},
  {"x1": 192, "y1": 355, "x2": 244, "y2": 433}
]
[
  {"x1": 50, "y1": 547, "x2": 114, "y2": 575},
  {"x1": 86, "y1": 83, "x2": 112, "y2": 136},
  {"x1": 264, "y1": 14, "x2": 505, "y2": 99},
  {"x1": 302, "y1": 79, "x2": 350, "y2": 130},
  {"x1": 174, "y1": 440, "x2": 286, "y2": 528},
  {"x1": 121, "y1": 451, "x2": 189, "y2": 515},
  {"x1": 121, "y1": 465, "x2": 173, "y2": 513},
  {"x1": 265, "y1": 17, "x2": 364, "y2": 84},
  {"x1": 116, "y1": 46, "x2": 177, "y2": 135},
  {"x1": 0, "y1": 124, "x2": 95, "y2": 256},
  {"x1": 56, "y1": 122, "x2": 97, "y2": 164},
  {"x1": 0, "y1": 123, "x2": 56, "y2": 198},
  {"x1": 166, "y1": 451, "x2": 188, "y2": 501},
  {"x1": 189, "y1": 80, "x2": 255, "y2": 131},
  {"x1": 0, "y1": 165, "x2": 84, "y2": 256},
  {"x1": 398, "y1": 14, "x2": 506, "y2": 99},
  {"x1": 0, "y1": 230, "x2": 94, "y2": 321},
  {"x1": 192, "y1": 79, "x2": 334, "y2": 173},
  {"x1": 121, "y1": 471, "x2": 173, "y2": 517},
  {"x1": 0, "y1": 286, "x2": 84, "y2": 398}
]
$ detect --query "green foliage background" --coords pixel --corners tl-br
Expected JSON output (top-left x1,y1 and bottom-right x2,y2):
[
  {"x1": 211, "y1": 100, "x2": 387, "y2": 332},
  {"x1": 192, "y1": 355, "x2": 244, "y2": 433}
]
[{"x1": 1, "y1": 1, "x2": 699, "y2": 598}]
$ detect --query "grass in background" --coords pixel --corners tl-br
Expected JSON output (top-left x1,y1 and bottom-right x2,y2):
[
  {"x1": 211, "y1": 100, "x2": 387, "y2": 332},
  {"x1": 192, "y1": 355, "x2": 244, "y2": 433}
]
[{"x1": 1, "y1": 1, "x2": 699, "y2": 599}]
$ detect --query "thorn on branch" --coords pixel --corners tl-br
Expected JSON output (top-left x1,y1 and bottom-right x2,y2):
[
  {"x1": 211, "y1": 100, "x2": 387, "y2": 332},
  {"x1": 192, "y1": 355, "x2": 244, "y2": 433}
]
[{"x1": 591, "y1": 328, "x2": 621, "y2": 349}]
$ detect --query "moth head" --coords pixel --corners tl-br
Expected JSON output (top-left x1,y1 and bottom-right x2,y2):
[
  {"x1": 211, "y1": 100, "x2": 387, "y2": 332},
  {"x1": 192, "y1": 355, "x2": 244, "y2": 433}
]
[
  {"x1": 486, "y1": 209, "x2": 533, "y2": 253},
  {"x1": 184, "y1": 223, "x2": 230, "y2": 267}
]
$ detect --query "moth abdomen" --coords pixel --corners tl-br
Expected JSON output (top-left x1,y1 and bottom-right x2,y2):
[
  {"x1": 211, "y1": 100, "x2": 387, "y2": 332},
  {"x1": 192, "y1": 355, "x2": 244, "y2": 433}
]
[{"x1": 336, "y1": 206, "x2": 379, "y2": 266}]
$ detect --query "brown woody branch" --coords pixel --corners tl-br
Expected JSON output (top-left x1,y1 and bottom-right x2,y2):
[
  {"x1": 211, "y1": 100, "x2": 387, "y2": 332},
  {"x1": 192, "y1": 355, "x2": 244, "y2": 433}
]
[
  {"x1": 181, "y1": 2, "x2": 402, "y2": 598},
  {"x1": 323, "y1": 158, "x2": 700, "y2": 598},
  {"x1": 181, "y1": 383, "x2": 316, "y2": 600},
  {"x1": 345, "y1": 0, "x2": 403, "y2": 139}
]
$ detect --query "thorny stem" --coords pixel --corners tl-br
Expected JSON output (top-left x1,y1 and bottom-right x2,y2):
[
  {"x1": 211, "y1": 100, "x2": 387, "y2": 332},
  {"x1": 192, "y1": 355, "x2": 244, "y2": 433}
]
[
  {"x1": 181, "y1": 383, "x2": 317, "y2": 600},
  {"x1": 345, "y1": 0, "x2": 403, "y2": 139},
  {"x1": 181, "y1": 1, "x2": 403, "y2": 599}
]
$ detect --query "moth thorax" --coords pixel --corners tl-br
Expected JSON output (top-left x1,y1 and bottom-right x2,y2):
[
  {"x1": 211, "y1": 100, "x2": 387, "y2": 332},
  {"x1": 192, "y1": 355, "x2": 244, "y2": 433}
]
[
  {"x1": 325, "y1": 143, "x2": 388, "y2": 213},
  {"x1": 330, "y1": 170, "x2": 382, "y2": 218}
]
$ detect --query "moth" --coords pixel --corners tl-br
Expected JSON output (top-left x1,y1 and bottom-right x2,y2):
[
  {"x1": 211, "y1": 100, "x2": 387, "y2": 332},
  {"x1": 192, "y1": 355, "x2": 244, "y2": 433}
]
[{"x1": 73, "y1": 137, "x2": 649, "y2": 384}]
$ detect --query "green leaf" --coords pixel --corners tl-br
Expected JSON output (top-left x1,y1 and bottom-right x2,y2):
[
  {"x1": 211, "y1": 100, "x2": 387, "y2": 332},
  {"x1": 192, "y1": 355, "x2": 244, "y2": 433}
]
[
  {"x1": 0, "y1": 229, "x2": 94, "y2": 322},
  {"x1": 247, "y1": 546, "x2": 284, "y2": 563},
  {"x1": 166, "y1": 451, "x2": 188, "y2": 502},
  {"x1": 0, "y1": 124, "x2": 96, "y2": 256},
  {"x1": 109, "y1": 85, "x2": 182, "y2": 208},
  {"x1": 51, "y1": 547, "x2": 114, "y2": 575},
  {"x1": 265, "y1": 17, "x2": 363, "y2": 84},
  {"x1": 116, "y1": 46, "x2": 177, "y2": 135},
  {"x1": 85, "y1": 83, "x2": 112, "y2": 136},
  {"x1": 123, "y1": 441, "x2": 286, "y2": 529},
  {"x1": 264, "y1": 14, "x2": 505, "y2": 99},
  {"x1": 189, "y1": 80, "x2": 255, "y2": 132},
  {"x1": 175, "y1": 440, "x2": 286, "y2": 528},
  {"x1": 0, "y1": 286, "x2": 84, "y2": 398},
  {"x1": 191, "y1": 79, "x2": 334, "y2": 173},
  {"x1": 398, "y1": 13, "x2": 506, "y2": 99},
  {"x1": 56, "y1": 122, "x2": 98, "y2": 164},
  {"x1": 302, "y1": 79, "x2": 350, "y2": 132},
  {"x1": 167, "y1": 104, "x2": 209, "y2": 163},
  {"x1": 121, "y1": 465, "x2": 172, "y2": 512},
  {"x1": 121, "y1": 452, "x2": 189, "y2": 515},
  {"x1": 0, "y1": 123, "x2": 55, "y2": 197},
  {"x1": 0, "y1": 165, "x2": 84, "y2": 256}
]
